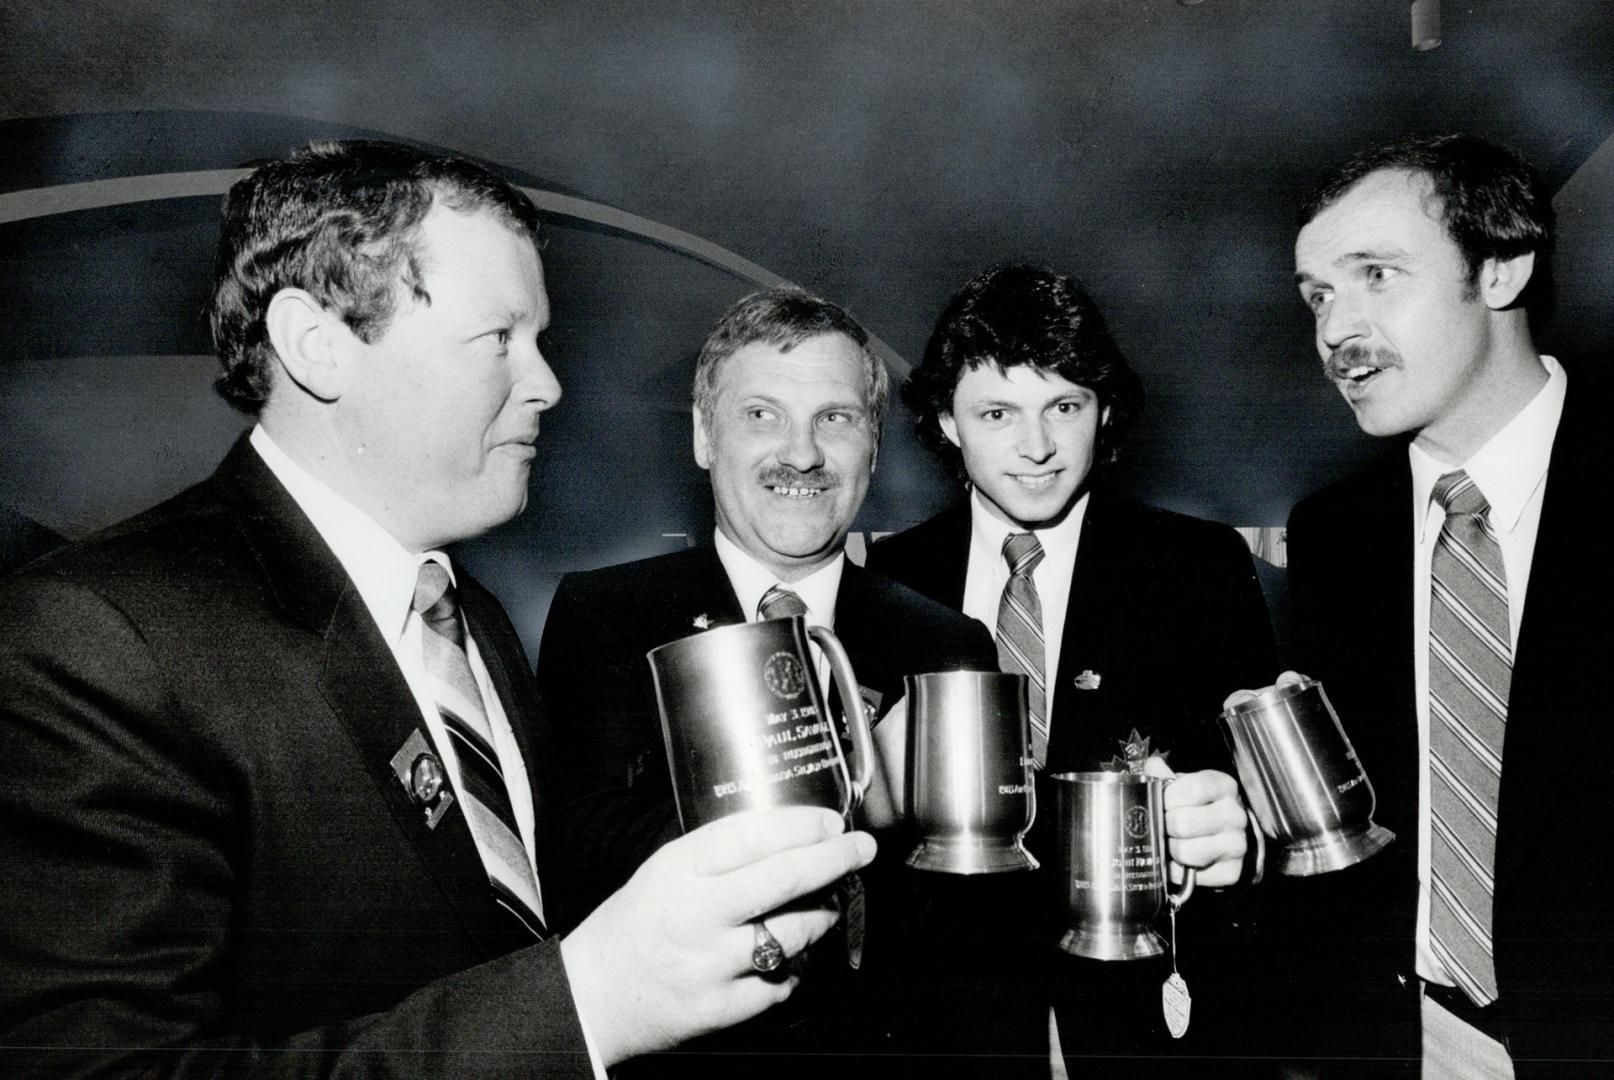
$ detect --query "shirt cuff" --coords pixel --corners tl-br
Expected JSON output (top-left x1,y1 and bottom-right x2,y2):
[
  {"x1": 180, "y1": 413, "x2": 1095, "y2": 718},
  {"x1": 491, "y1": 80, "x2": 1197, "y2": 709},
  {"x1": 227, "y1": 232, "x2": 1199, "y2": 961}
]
[{"x1": 574, "y1": 995, "x2": 610, "y2": 1080}]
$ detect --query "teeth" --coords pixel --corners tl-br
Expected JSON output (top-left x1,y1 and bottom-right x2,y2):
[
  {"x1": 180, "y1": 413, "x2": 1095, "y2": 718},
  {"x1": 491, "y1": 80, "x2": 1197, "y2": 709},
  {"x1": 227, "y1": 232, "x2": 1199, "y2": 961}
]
[
  {"x1": 1011, "y1": 474, "x2": 1057, "y2": 490},
  {"x1": 1344, "y1": 365, "x2": 1378, "y2": 381},
  {"x1": 770, "y1": 486, "x2": 822, "y2": 499}
]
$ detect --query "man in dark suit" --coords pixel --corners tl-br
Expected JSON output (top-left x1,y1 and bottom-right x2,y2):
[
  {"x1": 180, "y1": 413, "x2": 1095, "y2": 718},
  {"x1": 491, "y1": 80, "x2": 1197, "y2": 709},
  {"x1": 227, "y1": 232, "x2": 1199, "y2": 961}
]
[
  {"x1": 1250, "y1": 134, "x2": 1614, "y2": 1079},
  {"x1": 867, "y1": 265, "x2": 1276, "y2": 1077},
  {"x1": 0, "y1": 140, "x2": 875, "y2": 1078},
  {"x1": 535, "y1": 288, "x2": 999, "y2": 1070}
]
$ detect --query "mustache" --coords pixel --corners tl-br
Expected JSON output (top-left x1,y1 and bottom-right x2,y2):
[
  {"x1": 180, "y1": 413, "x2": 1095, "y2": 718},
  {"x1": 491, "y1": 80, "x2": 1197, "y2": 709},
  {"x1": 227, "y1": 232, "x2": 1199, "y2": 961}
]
[
  {"x1": 1326, "y1": 342, "x2": 1402, "y2": 376},
  {"x1": 758, "y1": 466, "x2": 837, "y2": 489}
]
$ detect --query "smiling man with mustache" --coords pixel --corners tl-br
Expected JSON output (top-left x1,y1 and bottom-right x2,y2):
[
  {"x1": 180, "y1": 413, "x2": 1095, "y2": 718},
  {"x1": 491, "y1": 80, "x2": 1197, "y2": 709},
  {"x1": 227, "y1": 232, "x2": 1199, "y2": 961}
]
[
  {"x1": 535, "y1": 288, "x2": 996, "y2": 1075},
  {"x1": 1241, "y1": 134, "x2": 1614, "y2": 1080}
]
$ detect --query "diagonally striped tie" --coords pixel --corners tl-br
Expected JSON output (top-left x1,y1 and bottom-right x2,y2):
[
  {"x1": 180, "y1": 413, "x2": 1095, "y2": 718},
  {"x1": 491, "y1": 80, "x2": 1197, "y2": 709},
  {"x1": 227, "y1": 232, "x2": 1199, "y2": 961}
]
[
  {"x1": 1428, "y1": 470, "x2": 1507, "y2": 1007},
  {"x1": 412, "y1": 561, "x2": 546, "y2": 940},
  {"x1": 998, "y1": 532, "x2": 1048, "y2": 766}
]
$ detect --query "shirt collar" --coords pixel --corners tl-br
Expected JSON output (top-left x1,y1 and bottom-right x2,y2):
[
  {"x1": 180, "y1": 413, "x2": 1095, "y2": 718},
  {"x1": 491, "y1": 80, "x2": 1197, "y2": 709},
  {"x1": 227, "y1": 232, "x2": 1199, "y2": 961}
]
[
  {"x1": 712, "y1": 527, "x2": 844, "y2": 625},
  {"x1": 250, "y1": 426, "x2": 452, "y2": 643},
  {"x1": 1411, "y1": 355, "x2": 1566, "y2": 540},
  {"x1": 967, "y1": 485, "x2": 1090, "y2": 568}
]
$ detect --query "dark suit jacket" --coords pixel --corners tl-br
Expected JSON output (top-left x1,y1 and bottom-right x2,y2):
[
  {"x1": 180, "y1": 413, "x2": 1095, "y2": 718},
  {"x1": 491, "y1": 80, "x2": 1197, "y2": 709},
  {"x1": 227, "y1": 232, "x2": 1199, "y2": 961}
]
[
  {"x1": 534, "y1": 544, "x2": 998, "y2": 1073},
  {"x1": 868, "y1": 490, "x2": 1279, "y2": 1078},
  {"x1": 0, "y1": 437, "x2": 591, "y2": 1078},
  {"x1": 1279, "y1": 374, "x2": 1614, "y2": 1079}
]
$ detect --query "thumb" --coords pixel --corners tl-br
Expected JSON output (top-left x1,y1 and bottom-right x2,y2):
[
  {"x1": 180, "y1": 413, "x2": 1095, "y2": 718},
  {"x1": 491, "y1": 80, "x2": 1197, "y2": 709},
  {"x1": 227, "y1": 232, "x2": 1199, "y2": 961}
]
[{"x1": 1142, "y1": 754, "x2": 1176, "y2": 780}]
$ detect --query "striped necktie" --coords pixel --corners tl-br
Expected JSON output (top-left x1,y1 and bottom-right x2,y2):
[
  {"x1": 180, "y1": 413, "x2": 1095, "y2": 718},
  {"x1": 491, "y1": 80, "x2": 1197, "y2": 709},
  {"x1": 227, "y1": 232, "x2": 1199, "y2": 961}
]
[
  {"x1": 758, "y1": 584, "x2": 809, "y2": 621},
  {"x1": 998, "y1": 532, "x2": 1048, "y2": 766},
  {"x1": 412, "y1": 561, "x2": 546, "y2": 939},
  {"x1": 1428, "y1": 470, "x2": 1507, "y2": 1006}
]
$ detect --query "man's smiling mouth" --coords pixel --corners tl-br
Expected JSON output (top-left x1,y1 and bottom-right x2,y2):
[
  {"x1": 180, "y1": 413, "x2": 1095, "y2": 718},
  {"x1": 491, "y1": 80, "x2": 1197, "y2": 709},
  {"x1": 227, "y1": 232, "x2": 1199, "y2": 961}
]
[{"x1": 768, "y1": 485, "x2": 824, "y2": 499}]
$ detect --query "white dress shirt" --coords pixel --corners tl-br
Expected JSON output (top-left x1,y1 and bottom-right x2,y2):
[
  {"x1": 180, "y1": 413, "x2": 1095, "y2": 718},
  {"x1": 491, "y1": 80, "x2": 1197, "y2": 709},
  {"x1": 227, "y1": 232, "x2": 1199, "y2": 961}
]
[
  {"x1": 715, "y1": 526, "x2": 844, "y2": 632},
  {"x1": 959, "y1": 487, "x2": 1090, "y2": 722},
  {"x1": 1408, "y1": 356, "x2": 1566, "y2": 987}
]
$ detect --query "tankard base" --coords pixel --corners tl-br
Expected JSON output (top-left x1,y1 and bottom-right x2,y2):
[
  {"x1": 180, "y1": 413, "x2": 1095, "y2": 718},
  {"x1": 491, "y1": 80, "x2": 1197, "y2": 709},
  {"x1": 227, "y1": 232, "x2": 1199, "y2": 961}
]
[
  {"x1": 1057, "y1": 923, "x2": 1167, "y2": 961},
  {"x1": 1272, "y1": 821, "x2": 1396, "y2": 876},
  {"x1": 907, "y1": 837, "x2": 1040, "y2": 875}
]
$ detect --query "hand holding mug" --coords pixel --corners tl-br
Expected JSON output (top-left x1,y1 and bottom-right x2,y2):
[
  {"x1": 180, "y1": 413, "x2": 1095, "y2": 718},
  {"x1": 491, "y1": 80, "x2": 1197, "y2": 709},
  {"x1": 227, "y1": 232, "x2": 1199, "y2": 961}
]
[
  {"x1": 561, "y1": 806, "x2": 877, "y2": 1067},
  {"x1": 1144, "y1": 756, "x2": 1248, "y2": 889}
]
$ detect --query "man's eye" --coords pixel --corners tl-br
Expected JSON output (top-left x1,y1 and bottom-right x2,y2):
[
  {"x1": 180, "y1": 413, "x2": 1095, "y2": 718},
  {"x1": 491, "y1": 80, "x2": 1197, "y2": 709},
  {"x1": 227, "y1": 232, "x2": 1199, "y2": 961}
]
[
  {"x1": 493, "y1": 329, "x2": 512, "y2": 347},
  {"x1": 1366, "y1": 265, "x2": 1400, "y2": 285},
  {"x1": 1054, "y1": 401, "x2": 1083, "y2": 415},
  {"x1": 981, "y1": 409, "x2": 1006, "y2": 422},
  {"x1": 747, "y1": 407, "x2": 777, "y2": 422},
  {"x1": 1304, "y1": 290, "x2": 1330, "y2": 312}
]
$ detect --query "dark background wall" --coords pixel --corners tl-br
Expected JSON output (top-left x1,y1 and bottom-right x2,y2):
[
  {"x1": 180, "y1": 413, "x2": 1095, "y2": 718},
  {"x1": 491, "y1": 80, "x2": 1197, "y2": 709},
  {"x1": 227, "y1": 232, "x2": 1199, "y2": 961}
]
[{"x1": 3, "y1": 0, "x2": 1613, "y2": 650}]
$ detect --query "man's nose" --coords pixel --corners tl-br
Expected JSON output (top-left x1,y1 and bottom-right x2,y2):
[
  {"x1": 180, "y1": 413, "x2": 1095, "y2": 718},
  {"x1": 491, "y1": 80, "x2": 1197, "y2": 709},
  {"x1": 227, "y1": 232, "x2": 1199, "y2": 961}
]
[
  {"x1": 1017, "y1": 416, "x2": 1055, "y2": 463},
  {"x1": 777, "y1": 420, "x2": 825, "y2": 472},
  {"x1": 515, "y1": 341, "x2": 563, "y2": 412},
  {"x1": 1318, "y1": 292, "x2": 1368, "y2": 352}
]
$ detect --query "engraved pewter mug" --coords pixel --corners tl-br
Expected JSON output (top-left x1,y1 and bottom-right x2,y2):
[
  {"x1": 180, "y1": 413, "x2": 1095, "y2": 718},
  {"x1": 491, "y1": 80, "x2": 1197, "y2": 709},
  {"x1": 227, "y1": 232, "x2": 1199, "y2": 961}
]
[
  {"x1": 904, "y1": 671, "x2": 1039, "y2": 874},
  {"x1": 1051, "y1": 771, "x2": 1195, "y2": 961},
  {"x1": 1219, "y1": 677, "x2": 1395, "y2": 876},
  {"x1": 650, "y1": 616, "x2": 876, "y2": 832}
]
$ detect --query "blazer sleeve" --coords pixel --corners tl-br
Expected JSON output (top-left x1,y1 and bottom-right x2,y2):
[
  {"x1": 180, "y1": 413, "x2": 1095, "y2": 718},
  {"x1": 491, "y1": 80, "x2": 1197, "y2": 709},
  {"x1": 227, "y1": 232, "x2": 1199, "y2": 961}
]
[{"x1": 0, "y1": 574, "x2": 593, "y2": 1080}]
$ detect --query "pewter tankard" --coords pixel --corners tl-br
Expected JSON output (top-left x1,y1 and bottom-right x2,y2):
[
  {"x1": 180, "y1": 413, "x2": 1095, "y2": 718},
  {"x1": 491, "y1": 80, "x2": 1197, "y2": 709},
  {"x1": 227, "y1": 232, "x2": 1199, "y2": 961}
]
[
  {"x1": 1219, "y1": 677, "x2": 1394, "y2": 876},
  {"x1": 650, "y1": 616, "x2": 875, "y2": 831},
  {"x1": 1051, "y1": 771, "x2": 1195, "y2": 961},
  {"x1": 904, "y1": 671, "x2": 1038, "y2": 874}
]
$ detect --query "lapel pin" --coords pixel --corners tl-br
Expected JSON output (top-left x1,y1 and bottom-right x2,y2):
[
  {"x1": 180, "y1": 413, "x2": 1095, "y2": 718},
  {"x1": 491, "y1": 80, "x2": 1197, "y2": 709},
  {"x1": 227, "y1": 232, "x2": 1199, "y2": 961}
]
[
  {"x1": 692, "y1": 613, "x2": 712, "y2": 630},
  {"x1": 389, "y1": 728, "x2": 455, "y2": 829},
  {"x1": 1073, "y1": 669, "x2": 1103, "y2": 690}
]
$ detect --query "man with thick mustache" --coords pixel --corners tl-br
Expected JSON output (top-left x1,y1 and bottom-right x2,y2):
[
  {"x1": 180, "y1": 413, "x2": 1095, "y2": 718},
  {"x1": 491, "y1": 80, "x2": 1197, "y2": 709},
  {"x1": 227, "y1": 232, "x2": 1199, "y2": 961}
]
[
  {"x1": 535, "y1": 288, "x2": 997, "y2": 1072},
  {"x1": 1247, "y1": 134, "x2": 1614, "y2": 1079}
]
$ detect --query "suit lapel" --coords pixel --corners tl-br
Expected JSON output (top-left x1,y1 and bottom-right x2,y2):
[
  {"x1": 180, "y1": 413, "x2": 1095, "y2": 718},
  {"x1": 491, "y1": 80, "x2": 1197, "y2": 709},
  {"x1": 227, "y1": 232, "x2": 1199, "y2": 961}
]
[
  {"x1": 1351, "y1": 460, "x2": 1420, "y2": 846},
  {"x1": 918, "y1": 504, "x2": 972, "y2": 611},
  {"x1": 1496, "y1": 382, "x2": 1604, "y2": 886},
  {"x1": 1046, "y1": 491, "x2": 1123, "y2": 766},
  {"x1": 832, "y1": 562, "x2": 904, "y2": 715},
  {"x1": 211, "y1": 438, "x2": 516, "y2": 954}
]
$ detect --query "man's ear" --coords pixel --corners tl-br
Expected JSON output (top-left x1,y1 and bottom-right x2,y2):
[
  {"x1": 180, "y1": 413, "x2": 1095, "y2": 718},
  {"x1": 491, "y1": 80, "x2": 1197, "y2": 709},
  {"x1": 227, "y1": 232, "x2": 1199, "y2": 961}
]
[
  {"x1": 1479, "y1": 251, "x2": 1535, "y2": 312},
  {"x1": 692, "y1": 405, "x2": 713, "y2": 471},
  {"x1": 938, "y1": 412, "x2": 961, "y2": 448},
  {"x1": 264, "y1": 289, "x2": 347, "y2": 402}
]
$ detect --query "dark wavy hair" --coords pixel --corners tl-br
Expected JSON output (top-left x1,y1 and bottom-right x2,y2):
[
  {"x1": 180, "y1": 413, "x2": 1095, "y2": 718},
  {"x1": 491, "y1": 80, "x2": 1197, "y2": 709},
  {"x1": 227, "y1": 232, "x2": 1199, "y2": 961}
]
[
  {"x1": 1298, "y1": 133, "x2": 1555, "y2": 324},
  {"x1": 693, "y1": 287, "x2": 889, "y2": 432},
  {"x1": 903, "y1": 265, "x2": 1143, "y2": 480},
  {"x1": 209, "y1": 140, "x2": 542, "y2": 414}
]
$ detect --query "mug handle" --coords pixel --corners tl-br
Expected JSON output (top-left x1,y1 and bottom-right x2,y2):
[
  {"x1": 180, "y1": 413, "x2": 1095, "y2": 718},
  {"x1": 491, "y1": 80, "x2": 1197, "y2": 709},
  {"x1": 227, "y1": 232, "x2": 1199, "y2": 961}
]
[
  {"x1": 1169, "y1": 865, "x2": 1196, "y2": 910},
  {"x1": 1160, "y1": 775, "x2": 1195, "y2": 909},
  {"x1": 808, "y1": 624, "x2": 875, "y2": 810}
]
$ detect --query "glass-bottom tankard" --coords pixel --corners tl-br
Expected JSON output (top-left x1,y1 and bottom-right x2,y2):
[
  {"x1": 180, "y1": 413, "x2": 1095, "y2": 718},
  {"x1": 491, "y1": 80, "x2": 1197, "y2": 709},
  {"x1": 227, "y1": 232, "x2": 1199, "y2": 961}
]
[
  {"x1": 904, "y1": 671, "x2": 1038, "y2": 874},
  {"x1": 1220, "y1": 676, "x2": 1394, "y2": 876},
  {"x1": 649, "y1": 615, "x2": 875, "y2": 832},
  {"x1": 1051, "y1": 771, "x2": 1195, "y2": 961}
]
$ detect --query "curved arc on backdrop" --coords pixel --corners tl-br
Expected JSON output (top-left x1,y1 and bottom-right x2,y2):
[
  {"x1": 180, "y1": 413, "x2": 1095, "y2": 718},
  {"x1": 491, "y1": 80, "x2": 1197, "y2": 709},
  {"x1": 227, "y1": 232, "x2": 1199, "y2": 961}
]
[{"x1": 0, "y1": 171, "x2": 912, "y2": 375}]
